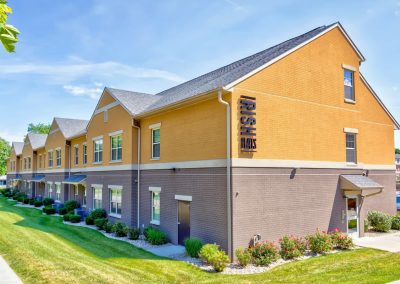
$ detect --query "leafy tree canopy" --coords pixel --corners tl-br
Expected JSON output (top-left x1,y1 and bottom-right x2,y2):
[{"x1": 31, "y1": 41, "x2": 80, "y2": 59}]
[
  {"x1": 0, "y1": 0, "x2": 20, "y2": 52},
  {"x1": 0, "y1": 137, "x2": 11, "y2": 175},
  {"x1": 396, "y1": 148, "x2": 400, "y2": 155},
  {"x1": 27, "y1": 123, "x2": 51, "y2": 134}
]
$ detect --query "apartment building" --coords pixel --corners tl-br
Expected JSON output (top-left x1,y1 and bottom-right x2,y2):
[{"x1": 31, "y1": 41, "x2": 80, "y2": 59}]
[{"x1": 7, "y1": 22, "x2": 398, "y2": 258}]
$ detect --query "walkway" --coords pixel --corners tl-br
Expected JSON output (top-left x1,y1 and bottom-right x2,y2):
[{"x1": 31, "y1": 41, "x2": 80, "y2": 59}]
[
  {"x1": 0, "y1": 255, "x2": 22, "y2": 284},
  {"x1": 353, "y1": 231, "x2": 400, "y2": 253}
]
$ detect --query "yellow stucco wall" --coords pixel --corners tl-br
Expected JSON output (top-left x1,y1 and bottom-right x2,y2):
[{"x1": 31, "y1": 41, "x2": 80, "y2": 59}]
[
  {"x1": 36, "y1": 147, "x2": 46, "y2": 171},
  {"x1": 21, "y1": 142, "x2": 34, "y2": 171},
  {"x1": 70, "y1": 135, "x2": 87, "y2": 169},
  {"x1": 45, "y1": 121, "x2": 69, "y2": 169},
  {"x1": 232, "y1": 26, "x2": 394, "y2": 165},
  {"x1": 97, "y1": 91, "x2": 116, "y2": 108}
]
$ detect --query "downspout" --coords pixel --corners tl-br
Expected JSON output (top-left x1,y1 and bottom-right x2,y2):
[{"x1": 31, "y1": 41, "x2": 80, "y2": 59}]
[
  {"x1": 132, "y1": 121, "x2": 141, "y2": 229},
  {"x1": 217, "y1": 90, "x2": 232, "y2": 259}
]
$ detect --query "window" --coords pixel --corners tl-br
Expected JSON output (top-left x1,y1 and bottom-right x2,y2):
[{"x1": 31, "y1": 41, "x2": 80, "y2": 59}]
[
  {"x1": 39, "y1": 155, "x2": 42, "y2": 169},
  {"x1": 28, "y1": 157, "x2": 31, "y2": 169},
  {"x1": 55, "y1": 183, "x2": 61, "y2": 201},
  {"x1": 110, "y1": 135, "x2": 122, "y2": 161},
  {"x1": 94, "y1": 139, "x2": 103, "y2": 163},
  {"x1": 24, "y1": 158, "x2": 27, "y2": 170},
  {"x1": 74, "y1": 145, "x2": 79, "y2": 165},
  {"x1": 93, "y1": 187, "x2": 102, "y2": 209},
  {"x1": 56, "y1": 149, "x2": 61, "y2": 167},
  {"x1": 83, "y1": 144, "x2": 87, "y2": 165},
  {"x1": 346, "y1": 133, "x2": 357, "y2": 164},
  {"x1": 48, "y1": 151, "x2": 53, "y2": 168},
  {"x1": 82, "y1": 188, "x2": 87, "y2": 207},
  {"x1": 344, "y1": 69, "x2": 354, "y2": 101},
  {"x1": 151, "y1": 191, "x2": 160, "y2": 225},
  {"x1": 152, "y1": 128, "x2": 160, "y2": 159},
  {"x1": 110, "y1": 187, "x2": 122, "y2": 217},
  {"x1": 48, "y1": 183, "x2": 53, "y2": 198}
]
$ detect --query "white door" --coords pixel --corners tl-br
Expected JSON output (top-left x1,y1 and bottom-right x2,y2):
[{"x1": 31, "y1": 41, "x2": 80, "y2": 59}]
[{"x1": 346, "y1": 197, "x2": 359, "y2": 238}]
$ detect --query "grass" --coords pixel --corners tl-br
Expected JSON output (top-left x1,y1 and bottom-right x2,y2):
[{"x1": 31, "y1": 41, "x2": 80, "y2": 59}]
[{"x1": 1, "y1": 197, "x2": 400, "y2": 283}]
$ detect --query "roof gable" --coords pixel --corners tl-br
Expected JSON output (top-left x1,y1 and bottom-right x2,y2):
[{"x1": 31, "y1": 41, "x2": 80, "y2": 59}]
[{"x1": 12, "y1": 142, "x2": 23, "y2": 156}]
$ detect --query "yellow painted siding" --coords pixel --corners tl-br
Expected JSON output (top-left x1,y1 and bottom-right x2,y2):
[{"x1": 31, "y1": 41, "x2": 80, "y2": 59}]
[
  {"x1": 36, "y1": 147, "x2": 46, "y2": 171},
  {"x1": 140, "y1": 96, "x2": 227, "y2": 163},
  {"x1": 45, "y1": 123, "x2": 68, "y2": 170},
  {"x1": 232, "y1": 27, "x2": 394, "y2": 165},
  {"x1": 21, "y1": 142, "x2": 34, "y2": 172},
  {"x1": 70, "y1": 135, "x2": 87, "y2": 169},
  {"x1": 97, "y1": 92, "x2": 116, "y2": 109}
]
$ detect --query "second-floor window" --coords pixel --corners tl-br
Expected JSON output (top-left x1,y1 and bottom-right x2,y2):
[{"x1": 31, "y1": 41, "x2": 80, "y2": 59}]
[
  {"x1": 74, "y1": 145, "x2": 79, "y2": 165},
  {"x1": 48, "y1": 151, "x2": 53, "y2": 168},
  {"x1": 56, "y1": 149, "x2": 61, "y2": 167},
  {"x1": 94, "y1": 139, "x2": 103, "y2": 163},
  {"x1": 24, "y1": 158, "x2": 27, "y2": 170},
  {"x1": 28, "y1": 157, "x2": 31, "y2": 169},
  {"x1": 344, "y1": 69, "x2": 354, "y2": 101},
  {"x1": 110, "y1": 134, "x2": 122, "y2": 161},
  {"x1": 346, "y1": 133, "x2": 357, "y2": 164},
  {"x1": 39, "y1": 155, "x2": 42, "y2": 169},
  {"x1": 83, "y1": 144, "x2": 87, "y2": 164},
  {"x1": 152, "y1": 128, "x2": 160, "y2": 159}
]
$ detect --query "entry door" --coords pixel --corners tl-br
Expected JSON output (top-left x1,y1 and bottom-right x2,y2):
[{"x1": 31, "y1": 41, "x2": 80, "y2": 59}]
[
  {"x1": 346, "y1": 197, "x2": 359, "y2": 238},
  {"x1": 178, "y1": 201, "x2": 190, "y2": 245}
]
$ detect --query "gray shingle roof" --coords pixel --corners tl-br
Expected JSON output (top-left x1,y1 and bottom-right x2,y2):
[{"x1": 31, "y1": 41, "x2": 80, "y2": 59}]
[
  {"x1": 27, "y1": 133, "x2": 47, "y2": 150},
  {"x1": 340, "y1": 175, "x2": 383, "y2": 189},
  {"x1": 105, "y1": 24, "x2": 336, "y2": 116},
  {"x1": 12, "y1": 142, "x2": 24, "y2": 155},
  {"x1": 55, "y1": 117, "x2": 89, "y2": 139}
]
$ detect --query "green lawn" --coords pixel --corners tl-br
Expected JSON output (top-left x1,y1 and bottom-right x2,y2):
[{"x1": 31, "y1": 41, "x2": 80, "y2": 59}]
[{"x1": 1, "y1": 197, "x2": 400, "y2": 283}]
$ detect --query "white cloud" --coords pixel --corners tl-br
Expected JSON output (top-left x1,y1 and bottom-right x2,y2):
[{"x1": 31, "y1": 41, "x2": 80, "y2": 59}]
[
  {"x1": 224, "y1": 0, "x2": 244, "y2": 11},
  {"x1": 0, "y1": 130, "x2": 25, "y2": 143},
  {"x1": 63, "y1": 84, "x2": 103, "y2": 99}
]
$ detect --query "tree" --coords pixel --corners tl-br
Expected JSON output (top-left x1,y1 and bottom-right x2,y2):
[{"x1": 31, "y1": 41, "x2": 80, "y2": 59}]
[
  {"x1": 396, "y1": 148, "x2": 400, "y2": 155},
  {"x1": 0, "y1": 0, "x2": 19, "y2": 52},
  {"x1": 27, "y1": 123, "x2": 51, "y2": 134},
  {"x1": 0, "y1": 138, "x2": 11, "y2": 175}
]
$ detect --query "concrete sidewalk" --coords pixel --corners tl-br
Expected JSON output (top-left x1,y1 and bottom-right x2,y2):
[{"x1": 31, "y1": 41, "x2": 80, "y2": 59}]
[
  {"x1": 0, "y1": 256, "x2": 22, "y2": 284},
  {"x1": 353, "y1": 231, "x2": 400, "y2": 253}
]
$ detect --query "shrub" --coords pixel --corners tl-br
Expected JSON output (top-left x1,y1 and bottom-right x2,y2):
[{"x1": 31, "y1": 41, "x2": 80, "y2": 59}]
[
  {"x1": 364, "y1": 219, "x2": 369, "y2": 232},
  {"x1": 184, "y1": 238, "x2": 203, "y2": 258},
  {"x1": 43, "y1": 198, "x2": 54, "y2": 206},
  {"x1": 367, "y1": 211, "x2": 392, "y2": 232},
  {"x1": 329, "y1": 229, "x2": 354, "y2": 249},
  {"x1": 34, "y1": 201, "x2": 43, "y2": 207},
  {"x1": 23, "y1": 198, "x2": 29, "y2": 204},
  {"x1": 29, "y1": 198, "x2": 35, "y2": 205},
  {"x1": 143, "y1": 226, "x2": 152, "y2": 239},
  {"x1": 279, "y1": 235, "x2": 307, "y2": 260},
  {"x1": 250, "y1": 241, "x2": 279, "y2": 266},
  {"x1": 105, "y1": 222, "x2": 114, "y2": 233},
  {"x1": 69, "y1": 214, "x2": 81, "y2": 223},
  {"x1": 63, "y1": 214, "x2": 71, "y2": 222},
  {"x1": 392, "y1": 216, "x2": 400, "y2": 230},
  {"x1": 88, "y1": 209, "x2": 107, "y2": 220},
  {"x1": 235, "y1": 247, "x2": 252, "y2": 267},
  {"x1": 306, "y1": 229, "x2": 333, "y2": 254},
  {"x1": 146, "y1": 228, "x2": 168, "y2": 245},
  {"x1": 43, "y1": 206, "x2": 56, "y2": 215},
  {"x1": 64, "y1": 200, "x2": 80, "y2": 212},
  {"x1": 94, "y1": 218, "x2": 108, "y2": 230},
  {"x1": 112, "y1": 222, "x2": 129, "y2": 237},
  {"x1": 85, "y1": 216, "x2": 94, "y2": 225},
  {"x1": 199, "y1": 244, "x2": 229, "y2": 272},
  {"x1": 58, "y1": 207, "x2": 70, "y2": 215},
  {"x1": 128, "y1": 228, "x2": 140, "y2": 240}
]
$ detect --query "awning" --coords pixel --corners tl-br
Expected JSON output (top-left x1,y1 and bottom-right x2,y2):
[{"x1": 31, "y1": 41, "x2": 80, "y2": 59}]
[
  {"x1": 340, "y1": 175, "x2": 384, "y2": 197},
  {"x1": 12, "y1": 174, "x2": 22, "y2": 181},
  {"x1": 28, "y1": 174, "x2": 45, "y2": 183},
  {"x1": 62, "y1": 175, "x2": 86, "y2": 186}
]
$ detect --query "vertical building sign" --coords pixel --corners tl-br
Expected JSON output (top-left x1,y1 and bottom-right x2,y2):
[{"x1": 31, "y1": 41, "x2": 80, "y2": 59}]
[{"x1": 240, "y1": 95, "x2": 256, "y2": 152}]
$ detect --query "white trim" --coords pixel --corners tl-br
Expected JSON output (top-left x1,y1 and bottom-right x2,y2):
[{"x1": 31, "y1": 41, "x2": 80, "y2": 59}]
[
  {"x1": 224, "y1": 23, "x2": 365, "y2": 90},
  {"x1": 175, "y1": 195, "x2": 192, "y2": 202},
  {"x1": 149, "y1": 123, "x2": 161, "y2": 129},
  {"x1": 55, "y1": 147, "x2": 61, "y2": 151},
  {"x1": 109, "y1": 160, "x2": 122, "y2": 164},
  {"x1": 108, "y1": 185, "x2": 123, "y2": 190},
  {"x1": 343, "y1": 128, "x2": 359, "y2": 134},
  {"x1": 54, "y1": 182, "x2": 61, "y2": 185},
  {"x1": 91, "y1": 184, "x2": 103, "y2": 188},
  {"x1": 74, "y1": 144, "x2": 79, "y2": 148},
  {"x1": 149, "y1": 186, "x2": 161, "y2": 192},
  {"x1": 92, "y1": 162, "x2": 103, "y2": 165},
  {"x1": 141, "y1": 159, "x2": 227, "y2": 170},
  {"x1": 47, "y1": 181, "x2": 53, "y2": 185},
  {"x1": 344, "y1": 98, "x2": 356, "y2": 104},
  {"x1": 94, "y1": 101, "x2": 120, "y2": 115},
  {"x1": 49, "y1": 128, "x2": 60, "y2": 135},
  {"x1": 109, "y1": 213, "x2": 121, "y2": 219},
  {"x1": 83, "y1": 142, "x2": 87, "y2": 145},
  {"x1": 150, "y1": 220, "x2": 160, "y2": 225},
  {"x1": 92, "y1": 135, "x2": 103, "y2": 141},
  {"x1": 342, "y1": 64, "x2": 357, "y2": 72},
  {"x1": 108, "y1": 130, "x2": 123, "y2": 137}
]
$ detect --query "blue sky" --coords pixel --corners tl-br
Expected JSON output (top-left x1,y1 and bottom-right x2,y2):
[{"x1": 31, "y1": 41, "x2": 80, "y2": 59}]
[{"x1": 1, "y1": 0, "x2": 399, "y2": 147}]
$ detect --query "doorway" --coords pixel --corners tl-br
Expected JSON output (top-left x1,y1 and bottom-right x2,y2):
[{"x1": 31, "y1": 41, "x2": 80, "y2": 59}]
[
  {"x1": 178, "y1": 201, "x2": 190, "y2": 245},
  {"x1": 346, "y1": 197, "x2": 359, "y2": 238}
]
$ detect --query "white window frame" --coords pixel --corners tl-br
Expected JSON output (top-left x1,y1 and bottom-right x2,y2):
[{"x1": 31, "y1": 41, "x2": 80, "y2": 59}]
[
  {"x1": 39, "y1": 155, "x2": 42, "y2": 169},
  {"x1": 47, "y1": 183, "x2": 53, "y2": 198},
  {"x1": 55, "y1": 149, "x2": 61, "y2": 167},
  {"x1": 83, "y1": 143, "x2": 87, "y2": 165},
  {"x1": 55, "y1": 183, "x2": 61, "y2": 201},
  {"x1": 344, "y1": 68, "x2": 355, "y2": 102},
  {"x1": 74, "y1": 145, "x2": 79, "y2": 165},
  {"x1": 48, "y1": 151, "x2": 53, "y2": 168},
  {"x1": 82, "y1": 187, "x2": 87, "y2": 207},
  {"x1": 345, "y1": 133, "x2": 357, "y2": 164},
  {"x1": 92, "y1": 185, "x2": 103, "y2": 209},
  {"x1": 149, "y1": 187, "x2": 161, "y2": 225},
  {"x1": 150, "y1": 123, "x2": 161, "y2": 160},
  {"x1": 93, "y1": 138, "x2": 103, "y2": 164},
  {"x1": 109, "y1": 186, "x2": 122, "y2": 218},
  {"x1": 110, "y1": 134, "x2": 122, "y2": 162},
  {"x1": 28, "y1": 157, "x2": 31, "y2": 169}
]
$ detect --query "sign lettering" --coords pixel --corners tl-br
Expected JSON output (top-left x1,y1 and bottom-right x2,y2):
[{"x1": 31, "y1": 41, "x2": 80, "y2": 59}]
[{"x1": 239, "y1": 95, "x2": 256, "y2": 152}]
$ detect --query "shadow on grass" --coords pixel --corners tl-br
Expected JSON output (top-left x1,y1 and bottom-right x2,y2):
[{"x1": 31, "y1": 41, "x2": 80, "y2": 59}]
[{"x1": 0, "y1": 197, "x2": 171, "y2": 262}]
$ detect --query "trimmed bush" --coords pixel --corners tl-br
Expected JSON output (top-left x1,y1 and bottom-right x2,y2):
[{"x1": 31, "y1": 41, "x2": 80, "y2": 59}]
[
  {"x1": 306, "y1": 229, "x2": 333, "y2": 254},
  {"x1": 105, "y1": 222, "x2": 114, "y2": 233},
  {"x1": 250, "y1": 241, "x2": 279, "y2": 266},
  {"x1": 34, "y1": 200, "x2": 43, "y2": 207},
  {"x1": 368, "y1": 211, "x2": 392, "y2": 232},
  {"x1": 23, "y1": 198, "x2": 29, "y2": 204},
  {"x1": 64, "y1": 200, "x2": 80, "y2": 212},
  {"x1": 88, "y1": 209, "x2": 107, "y2": 220},
  {"x1": 143, "y1": 226, "x2": 152, "y2": 239},
  {"x1": 184, "y1": 238, "x2": 203, "y2": 258},
  {"x1": 279, "y1": 235, "x2": 307, "y2": 260},
  {"x1": 329, "y1": 229, "x2": 354, "y2": 249},
  {"x1": 58, "y1": 207, "x2": 70, "y2": 215},
  {"x1": 85, "y1": 216, "x2": 94, "y2": 225},
  {"x1": 199, "y1": 244, "x2": 229, "y2": 272},
  {"x1": 94, "y1": 218, "x2": 108, "y2": 230},
  {"x1": 29, "y1": 198, "x2": 35, "y2": 205},
  {"x1": 112, "y1": 222, "x2": 129, "y2": 237},
  {"x1": 146, "y1": 228, "x2": 168, "y2": 245},
  {"x1": 392, "y1": 216, "x2": 400, "y2": 230},
  {"x1": 43, "y1": 206, "x2": 56, "y2": 215},
  {"x1": 63, "y1": 214, "x2": 71, "y2": 222},
  {"x1": 235, "y1": 247, "x2": 252, "y2": 267},
  {"x1": 69, "y1": 214, "x2": 81, "y2": 223},
  {"x1": 43, "y1": 198, "x2": 54, "y2": 206},
  {"x1": 128, "y1": 228, "x2": 140, "y2": 240},
  {"x1": 364, "y1": 219, "x2": 370, "y2": 232}
]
